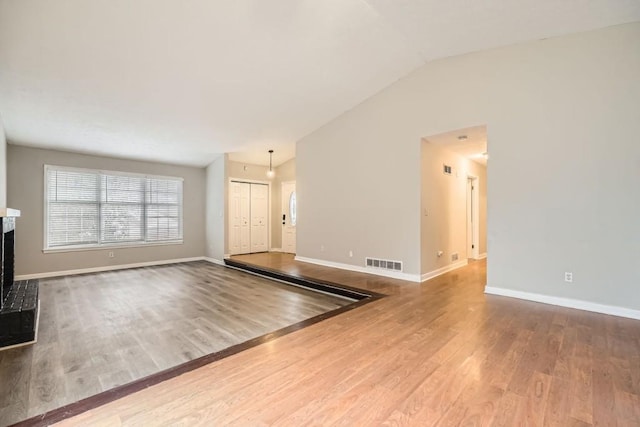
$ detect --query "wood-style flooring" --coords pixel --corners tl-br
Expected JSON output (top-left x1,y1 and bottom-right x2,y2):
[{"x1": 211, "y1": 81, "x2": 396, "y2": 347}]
[
  {"x1": 0, "y1": 261, "x2": 351, "y2": 426},
  {"x1": 54, "y1": 253, "x2": 640, "y2": 426}
]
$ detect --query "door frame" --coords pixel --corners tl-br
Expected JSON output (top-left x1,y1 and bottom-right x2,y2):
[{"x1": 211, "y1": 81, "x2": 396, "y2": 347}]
[
  {"x1": 227, "y1": 178, "x2": 272, "y2": 256},
  {"x1": 466, "y1": 175, "x2": 480, "y2": 260}
]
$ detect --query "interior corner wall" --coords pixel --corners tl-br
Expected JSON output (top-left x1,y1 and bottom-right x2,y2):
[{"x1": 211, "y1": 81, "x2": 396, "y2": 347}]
[
  {"x1": 7, "y1": 145, "x2": 207, "y2": 275},
  {"x1": 205, "y1": 155, "x2": 226, "y2": 262},
  {"x1": 0, "y1": 115, "x2": 7, "y2": 207},
  {"x1": 270, "y1": 158, "x2": 296, "y2": 250},
  {"x1": 297, "y1": 22, "x2": 640, "y2": 311},
  {"x1": 420, "y1": 141, "x2": 487, "y2": 275}
]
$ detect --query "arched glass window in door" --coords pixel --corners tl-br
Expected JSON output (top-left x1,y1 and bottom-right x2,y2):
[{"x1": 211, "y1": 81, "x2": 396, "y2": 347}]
[{"x1": 289, "y1": 191, "x2": 297, "y2": 226}]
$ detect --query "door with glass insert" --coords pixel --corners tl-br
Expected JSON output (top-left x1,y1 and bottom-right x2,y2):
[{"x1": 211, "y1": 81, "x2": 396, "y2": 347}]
[{"x1": 281, "y1": 181, "x2": 296, "y2": 254}]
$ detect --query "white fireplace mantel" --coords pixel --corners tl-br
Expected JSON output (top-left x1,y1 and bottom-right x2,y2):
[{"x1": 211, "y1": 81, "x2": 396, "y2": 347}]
[{"x1": 0, "y1": 208, "x2": 21, "y2": 218}]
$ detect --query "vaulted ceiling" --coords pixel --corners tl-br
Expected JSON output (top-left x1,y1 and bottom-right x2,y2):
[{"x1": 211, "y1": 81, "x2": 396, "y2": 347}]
[{"x1": 1, "y1": 1, "x2": 638, "y2": 167}]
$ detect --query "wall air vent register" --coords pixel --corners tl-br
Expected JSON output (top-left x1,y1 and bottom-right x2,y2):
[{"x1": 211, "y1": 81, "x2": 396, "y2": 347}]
[{"x1": 366, "y1": 257, "x2": 403, "y2": 272}]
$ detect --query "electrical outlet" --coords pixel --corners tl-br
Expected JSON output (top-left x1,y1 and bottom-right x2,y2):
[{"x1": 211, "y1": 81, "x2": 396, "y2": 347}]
[
  {"x1": 108, "y1": 251, "x2": 115, "y2": 258},
  {"x1": 320, "y1": 245, "x2": 325, "y2": 252},
  {"x1": 348, "y1": 250, "x2": 353, "y2": 258},
  {"x1": 451, "y1": 253, "x2": 459, "y2": 261},
  {"x1": 564, "y1": 272, "x2": 573, "y2": 283}
]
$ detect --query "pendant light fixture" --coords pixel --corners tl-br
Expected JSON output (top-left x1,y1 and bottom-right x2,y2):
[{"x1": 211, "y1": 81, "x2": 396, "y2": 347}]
[{"x1": 266, "y1": 149, "x2": 275, "y2": 179}]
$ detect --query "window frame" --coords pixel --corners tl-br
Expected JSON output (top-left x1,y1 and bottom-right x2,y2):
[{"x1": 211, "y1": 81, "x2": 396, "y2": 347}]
[{"x1": 43, "y1": 164, "x2": 184, "y2": 253}]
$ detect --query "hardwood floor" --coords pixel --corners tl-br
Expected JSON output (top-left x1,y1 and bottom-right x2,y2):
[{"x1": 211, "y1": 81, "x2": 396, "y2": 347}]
[
  {"x1": 0, "y1": 261, "x2": 351, "y2": 426},
  {"x1": 46, "y1": 253, "x2": 640, "y2": 426}
]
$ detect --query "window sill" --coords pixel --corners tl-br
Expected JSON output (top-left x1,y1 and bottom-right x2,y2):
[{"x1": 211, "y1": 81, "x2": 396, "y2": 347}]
[{"x1": 43, "y1": 240, "x2": 184, "y2": 254}]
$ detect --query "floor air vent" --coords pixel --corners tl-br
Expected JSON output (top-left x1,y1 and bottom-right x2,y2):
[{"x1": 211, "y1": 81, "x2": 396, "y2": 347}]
[{"x1": 365, "y1": 257, "x2": 403, "y2": 272}]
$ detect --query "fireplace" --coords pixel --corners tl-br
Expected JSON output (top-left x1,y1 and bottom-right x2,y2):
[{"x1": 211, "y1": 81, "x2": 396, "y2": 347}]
[
  {"x1": 0, "y1": 208, "x2": 39, "y2": 349},
  {"x1": 1, "y1": 217, "x2": 16, "y2": 303}
]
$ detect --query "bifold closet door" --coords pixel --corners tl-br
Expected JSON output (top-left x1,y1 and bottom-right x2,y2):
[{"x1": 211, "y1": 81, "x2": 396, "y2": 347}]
[
  {"x1": 250, "y1": 183, "x2": 268, "y2": 252},
  {"x1": 228, "y1": 181, "x2": 251, "y2": 255},
  {"x1": 228, "y1": 181, "x2": 269, "y2": 255}
]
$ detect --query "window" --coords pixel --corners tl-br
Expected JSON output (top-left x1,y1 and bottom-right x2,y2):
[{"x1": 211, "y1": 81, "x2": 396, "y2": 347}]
[
  {"x1": 45, "y1": 165, "x2": 183, "y2": 251},
  {"x1": 289, "y1": 191, "x2": 297, "y2": 226}
]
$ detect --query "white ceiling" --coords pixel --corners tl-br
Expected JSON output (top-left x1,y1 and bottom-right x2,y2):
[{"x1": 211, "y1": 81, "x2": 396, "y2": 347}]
[
  {"x1": 1, "y1": 1, "x2": 638, "y2": 167},
  {"x1": 425, "y1": 125, "x2": 487, "y2": 166}
]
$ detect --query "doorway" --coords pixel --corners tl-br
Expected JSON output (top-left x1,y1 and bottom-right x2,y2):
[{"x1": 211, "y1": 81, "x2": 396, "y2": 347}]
[
  {"x1": 228, "y1": 180, "x2": 269, "y2": 255},
  {"x1": 281, "y1": 181, "x2": 296, "y2": 254},
  {"x1": 421, "y1": 124, "x2": 487, "y2": 277}
]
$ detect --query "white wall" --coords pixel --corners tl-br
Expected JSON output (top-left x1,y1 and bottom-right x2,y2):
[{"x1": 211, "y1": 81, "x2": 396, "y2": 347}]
[
  {"x1": 0, "y1": 114, "x2": 6, "y2": 207},
  {"x1": 206, "y1": 155, "x2": 226, "y2": 262},
  {"x1": 298, "y1": 122, "x2": 421, "y2": 274},
  {"x1": 297, "y1": 23, "x2": 640, "y2": 311}
]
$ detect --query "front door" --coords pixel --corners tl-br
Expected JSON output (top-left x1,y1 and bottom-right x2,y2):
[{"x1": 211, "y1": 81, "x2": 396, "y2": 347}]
[{"x1": 281, "y1": 181, "x2": 296, "y2": 254}]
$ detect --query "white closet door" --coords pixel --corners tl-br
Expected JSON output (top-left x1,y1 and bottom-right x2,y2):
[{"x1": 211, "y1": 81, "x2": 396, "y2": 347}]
[
  {"x1": 250, "y1": 183, "x2": 268, "y2": 252},
  {"x1": 228, "y1": 182, "x2": 251, "y2": 255}
]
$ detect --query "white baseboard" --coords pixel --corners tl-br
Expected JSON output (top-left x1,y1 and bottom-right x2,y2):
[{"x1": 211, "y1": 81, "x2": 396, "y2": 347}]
[
  {"x1": 477, "y1": 253, "x2": 487, "y2": 260},
  {"x1": 294, "y1": 256, "x2": 421, "y2": 283},
  {"x1": 15, "y1": 257, "x2": 206, "y2": 280},
  {"x1": 270, "y1": 248, "x2": 283, "y2": 253},
  {"x1": 203, "y1": 257, "x2": 225, "y2": 266},
  {"x1": 485, "y1": 286, "x2": 640, "y2": 320},
  {"x1": 420, "y1": 259, "x2": 469, "y2": 282}
]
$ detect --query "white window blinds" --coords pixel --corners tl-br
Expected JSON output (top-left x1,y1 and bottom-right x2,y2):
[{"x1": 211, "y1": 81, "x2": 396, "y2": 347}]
[
  {"x1": 45, "y1": 166, "x2": 183, "y2": 250},
  {"x1": 100, "y1": 174, "x2": 145, "y2": 243},
  {"x1": 47, "y1": 170, "x2": 100, "y2": 247},
  {"x1": 146, "y1": 178, "x2": 182, "y2": 242}
]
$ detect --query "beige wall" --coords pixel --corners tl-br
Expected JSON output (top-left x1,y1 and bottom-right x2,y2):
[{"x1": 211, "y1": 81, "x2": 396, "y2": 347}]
[
  {"x1": 421, "y1": 141, "x2": 487, "y2": 274},
  {"x1": 0, "y1": 115, "x2": 6, "y2": 207},
  {"x1": 227, "y1": 160, "x2": 271, "y2": 182},
  {"x1": 298, "y1": 23, "x2": 640, "y2": 310},
  {"x1": 205, "y1": 155, "x2": 226, "y2": 261},
  {"x1": 7, "y1": 145, "x2": 206, "y2": 275}
]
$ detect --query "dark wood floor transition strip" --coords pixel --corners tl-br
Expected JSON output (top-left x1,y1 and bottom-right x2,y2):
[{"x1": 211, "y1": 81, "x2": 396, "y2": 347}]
[
  {"x1": 11, "y1": 263, "x2": 384, "y2": 427},
  {"x1": 224, "y1": 258, "x2": 383, "y2": 300}
]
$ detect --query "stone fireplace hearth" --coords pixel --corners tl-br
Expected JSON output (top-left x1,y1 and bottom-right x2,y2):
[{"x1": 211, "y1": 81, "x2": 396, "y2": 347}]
[{"x1": 0, "y1": 208, "x2": 39, "y2": 349}]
